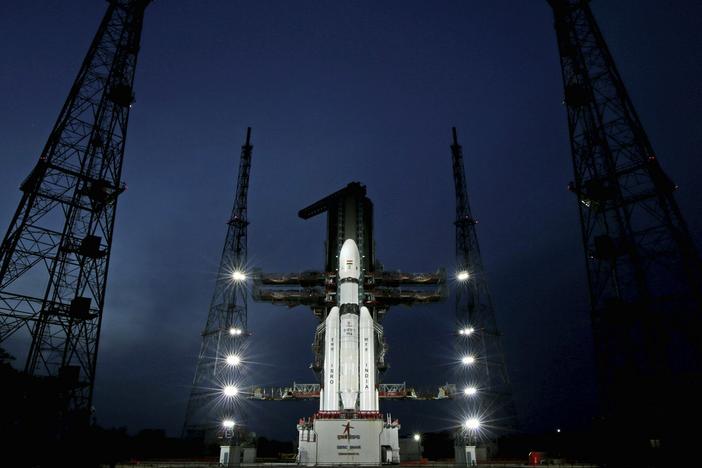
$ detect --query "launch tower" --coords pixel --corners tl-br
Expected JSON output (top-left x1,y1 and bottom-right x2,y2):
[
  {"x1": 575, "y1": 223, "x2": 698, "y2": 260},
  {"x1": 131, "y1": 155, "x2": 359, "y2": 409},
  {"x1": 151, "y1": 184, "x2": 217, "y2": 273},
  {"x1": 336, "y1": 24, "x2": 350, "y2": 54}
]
[
  {"x1": 183, "y1": 129, "x2": 253, "y2": 442},
  {"x1": 0, "y1": 0, "x2": 151, "y2": 422},
  {"x1": 547, "y1": 0, "x2": 702, "y2": 457},
  {"x1": 450, "y1": 128, "x2": 517, "y2": 460}
]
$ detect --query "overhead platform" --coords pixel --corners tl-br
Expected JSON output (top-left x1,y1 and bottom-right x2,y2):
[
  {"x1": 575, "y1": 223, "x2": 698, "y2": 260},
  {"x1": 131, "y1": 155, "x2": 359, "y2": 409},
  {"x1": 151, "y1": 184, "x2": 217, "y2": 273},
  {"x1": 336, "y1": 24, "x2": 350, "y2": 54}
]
[
  {"x1": 256, "y1": 270, "x2": 445, "y2": 286},
  {"x1": 243, "y1": 382, "x2": 460, "y2": 401},
  {"x1": 253, "y1": 270, "x2": 447, "y2": 317},
  {"x1": 252, "y1": 285, "x2": 446, "y2": 310}
]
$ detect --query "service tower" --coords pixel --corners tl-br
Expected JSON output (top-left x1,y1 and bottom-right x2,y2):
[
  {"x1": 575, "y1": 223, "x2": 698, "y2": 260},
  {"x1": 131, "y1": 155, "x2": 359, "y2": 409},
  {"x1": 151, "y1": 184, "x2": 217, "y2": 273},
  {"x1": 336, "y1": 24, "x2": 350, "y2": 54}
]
[{"x1": 254, "y1": 182, "x2": 445, "y2": 465}]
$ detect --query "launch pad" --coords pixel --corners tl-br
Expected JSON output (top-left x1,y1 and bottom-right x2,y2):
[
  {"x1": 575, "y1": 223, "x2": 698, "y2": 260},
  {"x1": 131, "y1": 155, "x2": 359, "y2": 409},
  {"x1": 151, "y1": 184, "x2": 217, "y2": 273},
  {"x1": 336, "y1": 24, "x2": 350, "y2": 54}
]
[
  {"x1": 254, "y1": 182, "x2": 444, "y2": 465},
  {"x1": 294, "y1": 237, "x2": 401, "y2": 465}
]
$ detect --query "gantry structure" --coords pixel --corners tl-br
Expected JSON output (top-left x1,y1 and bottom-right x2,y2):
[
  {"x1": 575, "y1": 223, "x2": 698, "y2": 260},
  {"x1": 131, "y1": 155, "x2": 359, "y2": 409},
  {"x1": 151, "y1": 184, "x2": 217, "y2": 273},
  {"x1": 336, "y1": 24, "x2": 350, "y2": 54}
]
[
  {"x1": 548, "y1": 0, "x2": 702, "y2": 449},
  {"x1": 0, "y1": 0, "x2": 151, "y2": 420},
  {"x1": 451, "y1": 128, "x2": 517, "y2": 443},
  {"x1": 183, "y1": 129, "x2": 253, "y2": 441}
]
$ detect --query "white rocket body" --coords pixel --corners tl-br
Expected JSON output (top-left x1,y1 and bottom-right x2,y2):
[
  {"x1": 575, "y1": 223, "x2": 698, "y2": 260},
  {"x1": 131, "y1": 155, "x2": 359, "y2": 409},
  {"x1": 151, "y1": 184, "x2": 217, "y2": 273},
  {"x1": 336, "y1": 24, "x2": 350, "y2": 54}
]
[
  {"x1": 321, "y1": 306, "x2": 340, "y2": 410},
  {"x1": 359, "y1": 305, "x2": 377, "y2": 410},
  {"x1": 320, "y1": 238, "x2": 377, "y2": 412},
  {"x1": 339, "y1": 311, "x2": 359, "y2": 409}
]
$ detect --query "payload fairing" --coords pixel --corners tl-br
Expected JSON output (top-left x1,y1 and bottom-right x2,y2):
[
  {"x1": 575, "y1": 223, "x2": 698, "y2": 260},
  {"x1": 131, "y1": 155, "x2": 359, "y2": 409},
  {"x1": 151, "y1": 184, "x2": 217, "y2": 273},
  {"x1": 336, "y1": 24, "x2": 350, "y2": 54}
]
[{"x1": 320, "y1": 238, "x2": 378, "y2": 412}]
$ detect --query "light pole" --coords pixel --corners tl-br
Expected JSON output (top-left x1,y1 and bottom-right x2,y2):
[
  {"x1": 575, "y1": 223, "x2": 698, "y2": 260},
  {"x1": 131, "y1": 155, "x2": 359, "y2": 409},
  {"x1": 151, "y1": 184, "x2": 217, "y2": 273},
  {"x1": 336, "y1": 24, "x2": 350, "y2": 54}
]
[{"x1": 413, "y1": 433, "x2": 421, "y2": 461}]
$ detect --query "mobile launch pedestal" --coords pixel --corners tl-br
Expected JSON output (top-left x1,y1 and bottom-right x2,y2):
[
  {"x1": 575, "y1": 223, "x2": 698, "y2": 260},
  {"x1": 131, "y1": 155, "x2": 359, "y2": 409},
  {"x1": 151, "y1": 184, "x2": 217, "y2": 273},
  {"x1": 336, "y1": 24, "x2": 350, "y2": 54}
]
[
  {"x1": 298, "y1": 413, "x2": 400, "y2": 465},
  {"x1": 297, "y1": 239, "x2": 400, "y2": 466}
]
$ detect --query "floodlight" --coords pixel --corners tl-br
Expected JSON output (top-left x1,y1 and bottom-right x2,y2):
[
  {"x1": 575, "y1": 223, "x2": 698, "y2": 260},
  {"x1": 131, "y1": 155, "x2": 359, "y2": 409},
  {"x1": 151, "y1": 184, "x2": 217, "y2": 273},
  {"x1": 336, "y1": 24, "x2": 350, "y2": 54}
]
[
  {"x1": 464, "y1": 418, "x2": 480, "y2": 430},
  {"x1": 232, "y1": 270, "x2": 246, "y2": 282},
  {"x1": 461, "y1": 355, "x2": 476, "y2": 365},
  {"x1": 226, "y1": 355, "x2": 241, "y2": 366}
]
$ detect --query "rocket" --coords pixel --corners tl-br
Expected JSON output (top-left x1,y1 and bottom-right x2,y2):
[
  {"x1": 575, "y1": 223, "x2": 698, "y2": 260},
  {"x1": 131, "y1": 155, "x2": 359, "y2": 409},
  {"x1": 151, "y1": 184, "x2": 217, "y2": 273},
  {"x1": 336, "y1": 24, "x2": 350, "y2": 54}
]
[{"x1": 319, "y1": 238, "x2": 378, "y2": 412}]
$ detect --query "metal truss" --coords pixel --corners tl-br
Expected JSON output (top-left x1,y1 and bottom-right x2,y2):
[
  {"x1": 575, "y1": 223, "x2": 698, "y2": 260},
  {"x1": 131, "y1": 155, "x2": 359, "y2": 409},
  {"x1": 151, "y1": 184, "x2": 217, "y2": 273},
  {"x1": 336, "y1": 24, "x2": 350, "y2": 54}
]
[
  {"x1": 182, "y1": 128, "x2": 253, "y2": 441},
  {"x1": 548, "y1": 0, "x2": 702, "y2": 437},
  {"x1": 451, "y1": 128, "x2": 517, "y2": 440},
  {"x1": 0, "y1": 0, "x2": 150, "y2": 416}
]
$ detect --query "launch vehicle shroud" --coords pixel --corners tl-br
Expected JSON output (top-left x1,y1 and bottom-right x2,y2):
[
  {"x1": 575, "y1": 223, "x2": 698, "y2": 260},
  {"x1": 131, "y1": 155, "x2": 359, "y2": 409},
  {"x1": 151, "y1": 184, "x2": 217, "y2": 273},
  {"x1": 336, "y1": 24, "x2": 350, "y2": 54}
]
[{"x1": 319, "y1": 239, "x2": 378, "y2": 412}]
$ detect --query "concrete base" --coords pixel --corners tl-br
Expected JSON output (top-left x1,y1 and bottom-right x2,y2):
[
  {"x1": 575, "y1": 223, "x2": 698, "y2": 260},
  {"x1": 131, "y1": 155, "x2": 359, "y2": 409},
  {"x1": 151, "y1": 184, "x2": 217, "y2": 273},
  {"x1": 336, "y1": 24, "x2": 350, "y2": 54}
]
[
  {"x1": 399, "y1": 437, "x2": 423, "y2": 461},
  {"x1": 219, "y1": 446, "x2": 256, "y2": 465},
  {"x1": 454, "y1": 444, "x2": 477, "y2": 466},
  {"x1": 298, "y1": 414, "x2": 400, "y2": 465},
  {"x1": 219, "y1": 445, "x2": 241, "y2": 467},
  {"x1": 242, "y1": 447, "x2": 257, "y2": 463}
]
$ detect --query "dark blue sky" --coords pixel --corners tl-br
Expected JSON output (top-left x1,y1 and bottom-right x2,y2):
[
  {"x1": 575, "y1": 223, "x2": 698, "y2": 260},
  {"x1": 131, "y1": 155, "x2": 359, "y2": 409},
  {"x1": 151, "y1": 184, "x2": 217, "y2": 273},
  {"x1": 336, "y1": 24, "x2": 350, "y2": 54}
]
[{"x1": 1, "y1": 1, "x2": 701, "y2": 440}]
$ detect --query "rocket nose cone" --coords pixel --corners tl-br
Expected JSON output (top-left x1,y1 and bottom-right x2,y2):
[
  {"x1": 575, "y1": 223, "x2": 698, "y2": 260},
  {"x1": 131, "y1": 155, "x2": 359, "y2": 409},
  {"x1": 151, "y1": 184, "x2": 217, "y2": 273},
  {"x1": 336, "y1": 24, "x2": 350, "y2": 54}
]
[{"x1": 339, "y1": 239, "x2": 361, "y2": 279}]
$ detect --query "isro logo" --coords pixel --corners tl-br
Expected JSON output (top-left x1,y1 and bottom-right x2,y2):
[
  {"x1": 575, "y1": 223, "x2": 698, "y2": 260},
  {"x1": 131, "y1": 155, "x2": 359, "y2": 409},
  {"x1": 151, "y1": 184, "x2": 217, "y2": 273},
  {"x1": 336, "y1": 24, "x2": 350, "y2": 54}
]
[{"x1": 337, "y1": 421, "x2": 361, "y2": 440}]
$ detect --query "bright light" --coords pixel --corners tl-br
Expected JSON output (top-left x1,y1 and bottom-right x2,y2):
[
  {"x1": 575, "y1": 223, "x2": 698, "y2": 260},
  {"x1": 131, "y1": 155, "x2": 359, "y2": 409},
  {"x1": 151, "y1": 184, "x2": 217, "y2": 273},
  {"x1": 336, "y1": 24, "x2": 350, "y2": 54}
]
[
  {"x1": 231, "y1": 270, "x2": 247, "y2": 282},
  {"x1": 461, "y1": 355, "x2": 476, "y2": 365},
  {"x1": 223, "y1": 385, "x2": 239, "y2": 397},
  {"x1": 229, "y1": 327, "x2": 243, "y2": 336},
  {"x1": 463, "y1": 386, "x2": 477, "y2": 396},
  {"x1": 456, "y1": 271, "x2": 470, "y2": 281},
  {"x1": 222, "y1": 419, "x2": 235, "y2": 429},
  {"x1": 557, "y1": 428, "x2": 561, "y2": 433},
  {"x1": 459, "y1": 327, "x2": 475, "y2": 336},
  {"x1": 413, "y1": 433, "x2": 421, "y2": 442},
  {"x1": 226, "y1": 354, "x2": 241, "y2": 366},
  {"x1": 464, "y1": 417, "x2": 481, "y2": 430}
]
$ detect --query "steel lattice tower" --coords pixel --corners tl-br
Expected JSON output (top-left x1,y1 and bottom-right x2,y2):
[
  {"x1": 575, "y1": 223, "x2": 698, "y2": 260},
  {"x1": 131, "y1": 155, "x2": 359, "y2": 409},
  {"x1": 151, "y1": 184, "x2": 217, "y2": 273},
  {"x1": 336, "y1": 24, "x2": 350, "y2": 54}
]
[
  {"x1": 451, "y1": 128, "x2": 517, "y2": 441},
  {"x1": 183, "y1": 128, "x2": 253, "y2": 441},
  {"x1": 548, "y1": 0, "x2": 702, "y2": 443},
  {"x1": 0, "y1": 0, "x2": 150, "y2": 417}
]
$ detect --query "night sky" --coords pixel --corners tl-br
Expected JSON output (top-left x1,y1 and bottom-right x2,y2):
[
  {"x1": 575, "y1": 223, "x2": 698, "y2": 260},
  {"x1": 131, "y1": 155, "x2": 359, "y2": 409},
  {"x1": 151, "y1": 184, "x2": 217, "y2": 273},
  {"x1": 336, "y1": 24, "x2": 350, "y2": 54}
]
[{"x1": 2, "y1": 1, "x2": 701, "y2": 441}]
